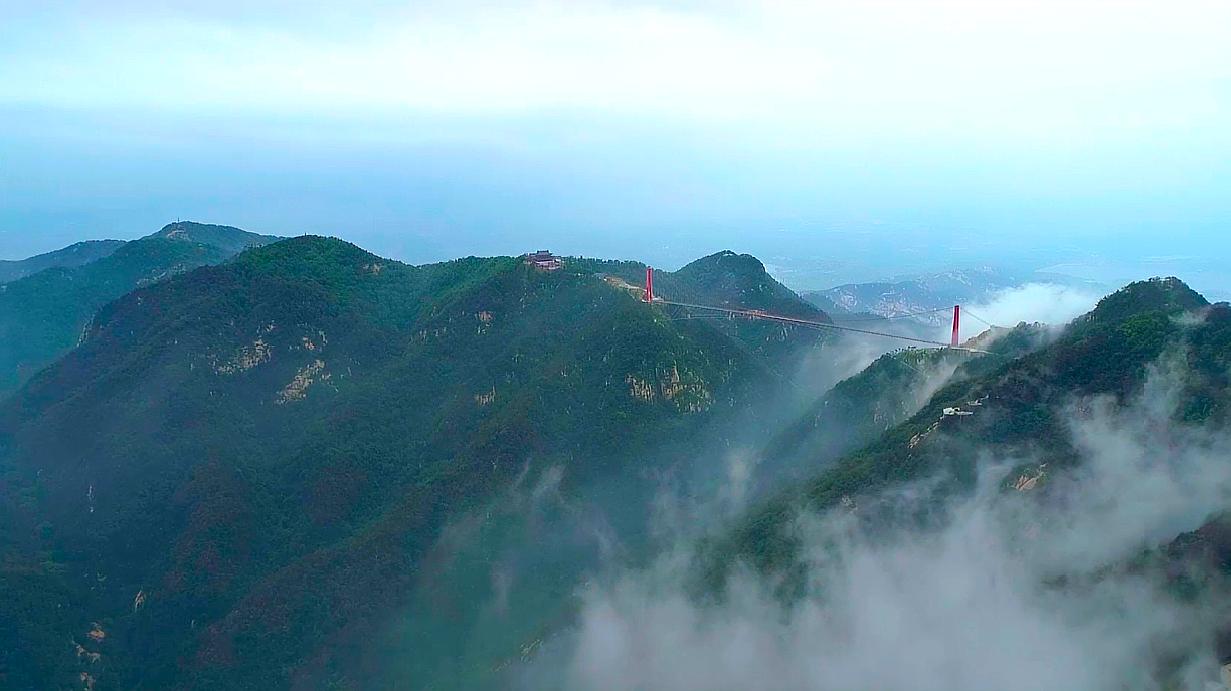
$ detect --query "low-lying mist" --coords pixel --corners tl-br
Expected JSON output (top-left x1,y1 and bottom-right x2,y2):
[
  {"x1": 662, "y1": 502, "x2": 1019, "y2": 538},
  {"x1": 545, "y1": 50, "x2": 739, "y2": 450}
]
[
  {"x1": 952, "y1": 282, "x2": 1103, "y2": 342},
  {"x1": 392, "y1": 328, "x2": 969, "y2": 687},
  {"x1": 529, "y1": 354, "x2": 1231, "y2": 690}
]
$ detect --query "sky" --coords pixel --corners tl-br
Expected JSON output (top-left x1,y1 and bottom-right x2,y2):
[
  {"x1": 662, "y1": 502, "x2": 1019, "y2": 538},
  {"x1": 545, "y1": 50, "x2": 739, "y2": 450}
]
[{"x1": 1, "y1": 0, "x2": 1229, "y2": 291}]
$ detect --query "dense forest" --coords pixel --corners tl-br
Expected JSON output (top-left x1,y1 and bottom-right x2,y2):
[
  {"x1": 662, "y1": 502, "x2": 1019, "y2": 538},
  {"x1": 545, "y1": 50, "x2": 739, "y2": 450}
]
[
  {"x1": 0, "y1": 222, "x2": 278, "y2": 397},
  {"x1": 3, "y1": 227, "x2": 1230, "y2": 689},
  {"x1": 0, "y1": 233, "x2": 847, "y2": 689}
]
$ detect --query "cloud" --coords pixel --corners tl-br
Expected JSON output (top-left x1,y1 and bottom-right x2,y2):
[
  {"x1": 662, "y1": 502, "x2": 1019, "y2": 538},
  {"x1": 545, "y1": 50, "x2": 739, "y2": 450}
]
[
  {"x1": 1027, "y1": 351, "x2": 1231, "y2": 572},
  {"x1": 3, "y1": 0, "x2": 1228, "y2": 146},
  {"x1": 4, "y1": 3, "x2": 1228, "y2": 274},
  {"x1": 536, "y1": 351, "x2": 1231, "y2": 690},
  {"x1": 956, "y1": 283, "x2": 1103, "y2": 341}
]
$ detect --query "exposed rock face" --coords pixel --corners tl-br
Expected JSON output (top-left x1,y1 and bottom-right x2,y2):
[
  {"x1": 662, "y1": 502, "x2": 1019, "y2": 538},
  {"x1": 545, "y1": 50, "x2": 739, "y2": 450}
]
[
  {"x1": 627, "y1": 375, "x2": 656, "y2": 402},
  {"x1": 626, "y1": 366, "x2": 712, "y2": 412},
  {"x1": 213, "y1": 339, "x2": 272, "y2": 375},
  {"x1": 475, "y1": 387, "x2": 496, "y2": 407},
  {"x1": 1013, "y1": 465, "x2": 1048, "y2": 492},
  {"x1": 278, "y1": 359, "x2": 328, "y2": 403}
]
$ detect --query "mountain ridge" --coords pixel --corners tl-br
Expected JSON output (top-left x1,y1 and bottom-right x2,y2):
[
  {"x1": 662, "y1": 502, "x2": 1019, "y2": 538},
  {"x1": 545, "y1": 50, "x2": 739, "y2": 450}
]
[
  {"x1": 0, "y1": 221, "x2": 281, "y2": 398},
  {"x1": 808, "y1": 267, "x2": 1021, "y2": 323},
  {"x1": 706, "y1": 276, "x2": 1230, "y2": 592},
  {"x1": 6, "y1": 227, "x2": 1222, "y2": 688},
  {"x1": 0, "y1": 239, "x2": 126, "y2": 284},
  {"x1": 0, "y1": 237, "x2": 832, "y2": 689}
]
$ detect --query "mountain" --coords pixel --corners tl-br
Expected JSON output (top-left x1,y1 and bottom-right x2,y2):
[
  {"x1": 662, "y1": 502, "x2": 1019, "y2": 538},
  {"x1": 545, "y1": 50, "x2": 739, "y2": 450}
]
[
  {"x1": 536, "y1": 275, "x2": 1231, "y2": 690},
  {"x1": 575, "y1": 250, "x2": 828, "y2": 320},
  {"x1": 708, "y1": 277, "x2": 1227, "y2": 588},
  {"x1": 666, "y1": 251, "x2": 828, "y2": 319},
  {"x1": 798, "y1": 289, "x2": 849, "y2": 316},
  {"x1": 753, "y1": 322, "x2": 1055, "y2": 493},
  {"x1": 7, "y1": 231, "x2": 1225, "y2": 687},
  {"x1": 0, "y1": 240, "x2": 126, "y2": 284},
  {"x1": 151, "y1": 221, "x2": 279, "y2": 255},
  {"x1": 0, "y1": 239, "x2": 830, "y2": 689},
  {"x1": 807, "y1": 267, "x2": 1022, "y2": 322},
  {"x1": 0, "y1": 221, "x2": 279, "y2": 398},
  {"x1": 574, "y1": 250, "x2": 831, "y2": 363}
]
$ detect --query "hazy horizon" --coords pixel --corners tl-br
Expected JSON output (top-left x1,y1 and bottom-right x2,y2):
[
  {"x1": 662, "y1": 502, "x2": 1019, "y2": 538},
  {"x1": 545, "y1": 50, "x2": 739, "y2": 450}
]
[{"x1": 3, "y1": 1, "x2": 1228, "y2": 293}]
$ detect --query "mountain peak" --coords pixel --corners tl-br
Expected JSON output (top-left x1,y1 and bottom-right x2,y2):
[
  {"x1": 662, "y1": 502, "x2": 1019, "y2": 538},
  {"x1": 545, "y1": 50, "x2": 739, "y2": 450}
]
[
  {"x1": 151, "y1": 221, "x2": 280, "y2": 254},
  {"x1": 1084, "y1": 276, "x2": 1208, "y2": 325},
  {"x1": 679, "y1": 250, "x2": 765, "y2": 273},
  {"x1": 239, "y1": 234, "x2": 377, "y2": 262},
  {"x1": 670, "y1": 250, "x2": 825, "y2": 320},
  {"x1": 673, "y1": 251, "x2": 774, "y2": 290},
  {"x1": 231, "y1": 235, "x2": 402, "y2": 289}
]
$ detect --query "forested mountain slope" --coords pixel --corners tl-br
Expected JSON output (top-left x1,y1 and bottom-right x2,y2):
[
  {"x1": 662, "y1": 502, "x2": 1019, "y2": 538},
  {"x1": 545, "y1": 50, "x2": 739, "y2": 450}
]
[
  {"x1": 0, "y1": 240, "x2": 125, "y2": 284},
  {"x1": 753, "y1": 322, "x2": 1054, "y2": 492},
  {"x1": 694, "y1": 280, "x2": 1231, "y2": 684},
  {"x1": 711, "y1": 277, "x2": 1227, "y2": 586},
  {"x1": 576, "y1": 250, "x2": 828, "y2": 321},
  {"x1": 0, "y1": 222, "x2": 278, "y2": 398},
  {"x1": 574, "y1": 250, "x2": 831, "y2": 363},
  {"x1": 507, "y1": 277, "x2": 1231, "y2": 689},
  {"x1": 0, "y1": 237, "x2": 831, "y2": 689}
]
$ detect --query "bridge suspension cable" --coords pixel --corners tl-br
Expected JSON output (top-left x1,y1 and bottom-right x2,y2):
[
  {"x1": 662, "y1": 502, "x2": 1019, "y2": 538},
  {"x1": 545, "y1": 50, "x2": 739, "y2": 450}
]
[
  {"x1": 637, "y1": 267, "x2": 995, "y2": 354},
  {"x1": 655, "y1": 299, "x2": 991, "y2": 354},
  {"x1": 961, "y1": 308, "x2": 1001, "y2": 330},
  {"x1": 830, "y1": 307, "x2": 953, "y2": 322}
]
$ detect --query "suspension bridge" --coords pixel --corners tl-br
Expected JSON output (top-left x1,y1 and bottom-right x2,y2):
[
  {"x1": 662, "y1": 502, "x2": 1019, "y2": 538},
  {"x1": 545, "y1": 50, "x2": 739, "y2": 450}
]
[{"x1": 640, "y1": 267, "x2": 997, "y2": 354}]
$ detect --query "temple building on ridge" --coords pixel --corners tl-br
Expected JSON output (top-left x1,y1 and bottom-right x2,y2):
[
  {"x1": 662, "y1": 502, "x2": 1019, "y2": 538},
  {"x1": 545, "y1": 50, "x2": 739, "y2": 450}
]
[{"x1": 523, "y1": 250, "x2": 563, "y2": 271}]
